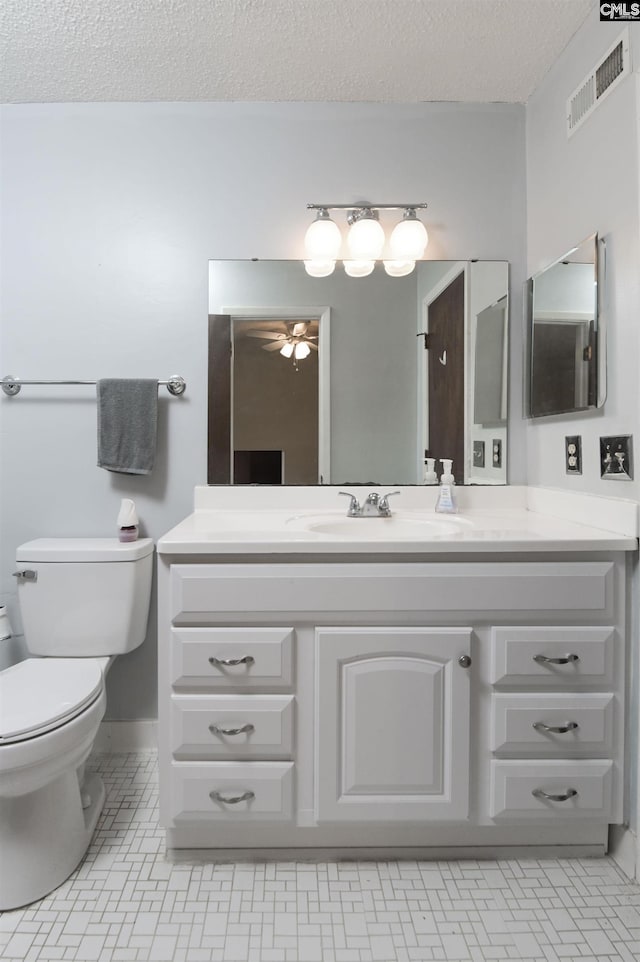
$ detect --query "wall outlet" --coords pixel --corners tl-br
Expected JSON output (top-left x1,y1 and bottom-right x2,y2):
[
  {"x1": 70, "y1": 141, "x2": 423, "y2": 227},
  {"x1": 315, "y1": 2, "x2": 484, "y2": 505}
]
[
  {"x1": 492, "y1": 439, "x2": 502, "y2": 468},
  {"x1": 565, "y1": 435, "x2": 582, "y2": 475},
  {"x1": 473, "y1": 440, "x2": 485, "y2": 468},
  {"x1": 600, "y1": 435, "x2": 633, "y2": 480}
]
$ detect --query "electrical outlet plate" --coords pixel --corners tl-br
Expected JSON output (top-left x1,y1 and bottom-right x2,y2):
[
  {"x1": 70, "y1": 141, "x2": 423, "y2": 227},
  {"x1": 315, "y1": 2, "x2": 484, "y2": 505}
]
[
  {"x1": 600, "y1": 435, "x2": 633, "y2": 480},
  {"x1": 565, "y1": 435, "x2": 582, "y2": 475},
  {"x1": 473, "y1": 440, "x2": 485, "y2": 468},
  {"x1": 492, "y1": 439, "x2": 502, "y2": 469}
]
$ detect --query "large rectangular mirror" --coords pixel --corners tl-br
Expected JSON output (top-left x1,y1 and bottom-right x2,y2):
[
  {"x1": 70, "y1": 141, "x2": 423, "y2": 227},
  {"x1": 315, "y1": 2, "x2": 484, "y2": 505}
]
[
  {"x1": 526, "y1": 234, "x2": 602, "y2": 418},
  {"x1": 208, "y1": 259, "x2": 509, "y2": 485}
]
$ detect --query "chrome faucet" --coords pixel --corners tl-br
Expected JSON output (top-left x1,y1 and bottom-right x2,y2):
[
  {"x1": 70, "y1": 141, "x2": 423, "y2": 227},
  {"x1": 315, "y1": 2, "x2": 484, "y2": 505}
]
[{"x1": 339, "y1": 490, "x2": 401, "y2": 518}]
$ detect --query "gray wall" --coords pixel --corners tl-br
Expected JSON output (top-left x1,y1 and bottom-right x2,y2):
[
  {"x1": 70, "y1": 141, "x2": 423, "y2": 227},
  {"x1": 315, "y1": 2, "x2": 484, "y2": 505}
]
[
  {"x1": 526, "y1": 9, "x2": 640, "y2": 837},
  {"x1": 0, "y1": 102, "x2": 526, "y2": 717}
]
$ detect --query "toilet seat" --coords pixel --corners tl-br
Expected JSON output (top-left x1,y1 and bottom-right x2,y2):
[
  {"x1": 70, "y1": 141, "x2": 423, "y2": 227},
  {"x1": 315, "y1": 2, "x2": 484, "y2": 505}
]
[{"x1": 0, "y1": 658, "x2": 104, "y2": 744}]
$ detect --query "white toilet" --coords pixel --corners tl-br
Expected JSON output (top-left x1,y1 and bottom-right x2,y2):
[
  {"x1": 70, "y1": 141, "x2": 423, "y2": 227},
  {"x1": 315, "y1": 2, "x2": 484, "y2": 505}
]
[{"x1": 0, "y1": 537, "x2": 153, "y2": 910}]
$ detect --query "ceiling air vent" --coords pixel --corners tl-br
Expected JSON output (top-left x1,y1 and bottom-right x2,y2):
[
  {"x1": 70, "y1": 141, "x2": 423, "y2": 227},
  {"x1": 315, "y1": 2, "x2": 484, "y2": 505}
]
[{"x1": 566, "y1": 28, "x2": 631, "y2": 137}]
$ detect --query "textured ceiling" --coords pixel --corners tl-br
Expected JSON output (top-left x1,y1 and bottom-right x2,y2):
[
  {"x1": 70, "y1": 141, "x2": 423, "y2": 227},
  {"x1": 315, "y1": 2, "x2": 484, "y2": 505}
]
[{"x1": 1, "y1": 0, "x2": 596, "y2": 105}]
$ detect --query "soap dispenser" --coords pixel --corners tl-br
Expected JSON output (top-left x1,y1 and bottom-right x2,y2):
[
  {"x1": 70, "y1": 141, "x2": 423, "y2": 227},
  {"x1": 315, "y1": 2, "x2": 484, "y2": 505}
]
[
  {"x1": 435, "y1": 459, "x2": 458, "y2": 514},
  {"x1": 423, "y1": 458, "x2": 438, "y2": 485}
]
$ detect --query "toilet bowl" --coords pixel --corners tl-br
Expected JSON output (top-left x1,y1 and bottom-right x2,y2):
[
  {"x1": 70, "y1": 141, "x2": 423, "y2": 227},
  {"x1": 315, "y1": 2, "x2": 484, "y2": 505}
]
[{"x1": 0, "y1": 537, "x2": 153, "y2": 910}]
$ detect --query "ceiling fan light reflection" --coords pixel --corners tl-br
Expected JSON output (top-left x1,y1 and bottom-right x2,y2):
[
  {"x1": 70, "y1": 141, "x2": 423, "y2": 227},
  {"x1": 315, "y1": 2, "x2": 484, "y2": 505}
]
[
  {"x1": 279, "y1": 341, "x2": 294, "y2": 358},
  {"x1": 344, "y1": 259, "x2": 375, "y2": 278},
  {"x1": 294, "y1": 341, "x2": 311, "y2": 360},
  {"x1": 347, "y1": 216, "x2": 385, "y2": 260},
  {"x1": 390, "y1": 211, "x2": 429, "y2": 260},
  {"x1": 383, "y1": 259, "x2": 415, "y2": 277},
  {"x1": 304, "y1": 259, "x2": 336, "y2": 277}
]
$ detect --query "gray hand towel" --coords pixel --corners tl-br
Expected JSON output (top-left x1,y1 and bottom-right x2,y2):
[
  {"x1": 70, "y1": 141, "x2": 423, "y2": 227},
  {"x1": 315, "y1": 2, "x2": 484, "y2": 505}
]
[{"x1": 97, "y1": 379, "x2": 158, "y2": 475}]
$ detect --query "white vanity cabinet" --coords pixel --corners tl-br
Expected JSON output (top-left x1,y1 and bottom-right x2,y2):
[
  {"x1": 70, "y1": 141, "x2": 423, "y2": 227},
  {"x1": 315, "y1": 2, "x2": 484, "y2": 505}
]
[{"x1": 158, "y1": 555, "x2": 627, "y2": 857}]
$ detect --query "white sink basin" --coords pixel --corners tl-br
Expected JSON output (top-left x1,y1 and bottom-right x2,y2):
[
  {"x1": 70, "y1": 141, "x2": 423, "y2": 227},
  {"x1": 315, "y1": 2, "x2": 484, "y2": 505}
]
[{"x1": 286, "y1": 512, "x2": 472, "y2": 540}]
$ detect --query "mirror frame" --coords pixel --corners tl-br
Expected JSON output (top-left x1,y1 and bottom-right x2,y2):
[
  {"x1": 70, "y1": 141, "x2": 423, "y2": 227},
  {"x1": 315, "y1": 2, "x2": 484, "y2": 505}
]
[{"x1": 525, "y1": 233, "x2": 605, "y2": 419}]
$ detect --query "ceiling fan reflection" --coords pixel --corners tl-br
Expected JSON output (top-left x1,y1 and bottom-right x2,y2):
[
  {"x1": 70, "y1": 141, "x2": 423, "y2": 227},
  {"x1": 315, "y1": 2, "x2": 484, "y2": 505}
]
[{"x1": 246, "y1": 321, "x2": 318, "y2": 367}]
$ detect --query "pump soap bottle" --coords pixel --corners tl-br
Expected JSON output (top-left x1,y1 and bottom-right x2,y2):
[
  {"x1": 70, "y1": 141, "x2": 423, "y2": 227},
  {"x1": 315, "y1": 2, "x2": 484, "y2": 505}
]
[
  {"x1": 423, "y1": 458, "x2": 438, "y2": 484},
  {"x1": 435, "y1": 459, "x2": 458, "y2": 513},
  {"x1": 117, "y1": 499, "x2": 139, "y2": 542}
]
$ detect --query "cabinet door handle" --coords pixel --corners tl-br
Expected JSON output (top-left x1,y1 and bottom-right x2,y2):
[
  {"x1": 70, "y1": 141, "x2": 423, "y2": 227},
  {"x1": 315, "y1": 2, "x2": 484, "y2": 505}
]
[
  {"x1": 533, "y1": 653, "x2": 580, "y2": 665},
  {"x1": 533, "y1": 721, "x2": 579, "y2": 734},
  {"x1": 208, "y1": 655, "x2": 255, "y2": 667},
  {"x1": 209, "y1": 789, "x2": 255, "y2": 805},
  {"x1": 209, "y1": 723, "x2": 255, "y2": 736},
  {"x1": 532, "y1": 787, "x2": 578, "y2": 802}
]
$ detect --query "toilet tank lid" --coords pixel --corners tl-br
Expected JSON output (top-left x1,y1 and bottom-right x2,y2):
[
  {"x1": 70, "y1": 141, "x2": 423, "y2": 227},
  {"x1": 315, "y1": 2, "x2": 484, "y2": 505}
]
[{"x1": 16, "y1": 537, "x2": 154, "y2": 562}]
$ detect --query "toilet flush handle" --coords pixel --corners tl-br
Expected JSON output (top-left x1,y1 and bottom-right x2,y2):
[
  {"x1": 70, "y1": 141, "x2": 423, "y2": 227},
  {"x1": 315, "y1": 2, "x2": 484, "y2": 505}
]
[{"x1": 12, "y1": 569, "x2": 37, "y2": 582}]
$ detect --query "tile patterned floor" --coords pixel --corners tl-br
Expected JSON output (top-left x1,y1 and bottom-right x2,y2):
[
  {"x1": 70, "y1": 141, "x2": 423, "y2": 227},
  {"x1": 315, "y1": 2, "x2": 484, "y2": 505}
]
[{"x1": 1, "y1": 753, "x2": 639, "y2": 962}]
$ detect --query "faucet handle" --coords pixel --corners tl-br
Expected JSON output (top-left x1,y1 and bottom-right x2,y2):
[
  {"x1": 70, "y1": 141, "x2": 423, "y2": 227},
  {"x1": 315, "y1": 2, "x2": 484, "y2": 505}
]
[
  {"x1": 338, "y1": 491, "x2": 360, "y2": 516},
  {"x1": 379, "y1": 490, "x2": 401, "y2": 515}
]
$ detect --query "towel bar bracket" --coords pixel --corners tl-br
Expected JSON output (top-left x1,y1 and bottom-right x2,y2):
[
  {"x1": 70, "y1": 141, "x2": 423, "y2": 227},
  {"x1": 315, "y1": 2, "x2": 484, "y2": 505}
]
[{"x1": 1, "y1": 375, "x2": 187, "y2": 397}]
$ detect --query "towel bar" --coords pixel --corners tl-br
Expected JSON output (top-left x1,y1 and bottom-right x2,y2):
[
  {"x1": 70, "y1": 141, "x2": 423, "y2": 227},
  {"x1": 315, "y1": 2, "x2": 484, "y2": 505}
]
[{"x1": 1, "y1": 375, "x2": 186, "y2": 397}]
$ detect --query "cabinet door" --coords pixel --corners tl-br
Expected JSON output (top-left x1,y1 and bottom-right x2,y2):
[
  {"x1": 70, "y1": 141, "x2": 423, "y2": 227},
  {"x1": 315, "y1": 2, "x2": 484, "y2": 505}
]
[{"x1": 316, "y1": 627, "x2": 472, "y2": 822}]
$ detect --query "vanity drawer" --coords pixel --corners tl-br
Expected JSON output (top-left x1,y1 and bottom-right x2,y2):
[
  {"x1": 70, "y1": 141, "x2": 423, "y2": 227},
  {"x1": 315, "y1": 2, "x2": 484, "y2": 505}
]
[
  {"x1": 490, "y1": 760, "x2": 613, "y2": 820},
  {"x1": 170, "y1": 562, "x2": 614, "y2": 620},
  {"x1": 170, "y1": 695, "x2": 294, "y2": 759},
  {"x1": 170, "y1": 627, "x2": 294, "y2": 690},
  {"x1": 491, "y1": 627, "x2": 615, "y2": 687},
  {"x1": 491, "y1": 693, "x2": 615, "y2": 756},
  {"x1": 169, "y1": 762, "x2": 294, "y2": 822}
]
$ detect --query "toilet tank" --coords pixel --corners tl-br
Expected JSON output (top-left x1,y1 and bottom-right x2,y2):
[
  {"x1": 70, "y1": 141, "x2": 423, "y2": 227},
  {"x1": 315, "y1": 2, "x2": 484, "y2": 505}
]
[{"x1": 15, "y1": 538, "x2": 154, "y2": 656}]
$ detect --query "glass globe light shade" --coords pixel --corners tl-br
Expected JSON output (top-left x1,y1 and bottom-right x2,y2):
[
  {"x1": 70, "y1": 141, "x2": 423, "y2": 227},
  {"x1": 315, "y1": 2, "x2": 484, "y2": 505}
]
[
  {"x1": 347, "y1": 216, "x2": 385, "y2": 260},
  {"x1": 343, "y1": 259, "x2": 375, "y2": 278},
  {"x1": 390, "y1": 213, "x2": 428, "y2": 260},
  {"x1": 383, "y1": 259, "x2": 416, "y2": 277},
  {"x1": 294, "y1": 341, "x2": 311, "y2": 360},
  {"x1": 304, "y1": 213, "x2": 342, "y2": 259},
  {"x1": 279, "y1": 341, "x2": 294, "y2": 358},
  {"x1": 304, "y1": 259, "x2": 336, "y2": 278}
]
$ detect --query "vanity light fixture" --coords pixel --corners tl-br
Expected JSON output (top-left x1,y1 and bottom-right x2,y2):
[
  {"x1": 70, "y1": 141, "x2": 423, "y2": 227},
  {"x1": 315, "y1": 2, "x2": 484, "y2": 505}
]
[{"x1": 304, "y1": 203, "x2": 428, "y2": 277}]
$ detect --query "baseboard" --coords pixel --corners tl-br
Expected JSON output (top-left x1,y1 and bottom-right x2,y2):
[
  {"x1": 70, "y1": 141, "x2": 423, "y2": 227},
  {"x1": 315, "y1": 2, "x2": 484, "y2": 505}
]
[
  {"x1": 609, "y1": 824, "x2": 638, "y2": 881},
  {"x1": 167, "y1": 844, "x2": 607, "y2": 864},
  {"x1": 93, "y1": 720, "x2": 158, "y2": 753}
]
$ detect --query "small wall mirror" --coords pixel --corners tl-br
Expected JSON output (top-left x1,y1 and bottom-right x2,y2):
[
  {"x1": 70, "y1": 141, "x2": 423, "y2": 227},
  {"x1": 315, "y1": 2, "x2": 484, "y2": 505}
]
[
  {"x1": 208, "y1": 259, "x2": 509, "y2": 485},
  {"x1": 526, "y1": 234, "x2": 603, "y2": 418}
]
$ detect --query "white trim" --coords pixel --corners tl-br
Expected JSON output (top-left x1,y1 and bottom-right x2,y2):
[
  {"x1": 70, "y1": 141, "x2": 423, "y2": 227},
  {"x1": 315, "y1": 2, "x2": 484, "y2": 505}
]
[
  {"x1": 609, "y1": 825, "x2": 637, "y2": 882},
  {"x1": 223, "y1": 306, "x2": 331, "y2": 484},
  {"x1": 167, "y1": 844, "x2": 606, "y2": 863},
  {"x1": 94, "y1": 720, "x2": 158, "y2": 753}
]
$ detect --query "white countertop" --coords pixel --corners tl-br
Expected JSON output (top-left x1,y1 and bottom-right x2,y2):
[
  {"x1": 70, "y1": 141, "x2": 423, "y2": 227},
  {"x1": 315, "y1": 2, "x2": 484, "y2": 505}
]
[{"x1": 158, "y1": 487, "x2": 639, "y2": 555}]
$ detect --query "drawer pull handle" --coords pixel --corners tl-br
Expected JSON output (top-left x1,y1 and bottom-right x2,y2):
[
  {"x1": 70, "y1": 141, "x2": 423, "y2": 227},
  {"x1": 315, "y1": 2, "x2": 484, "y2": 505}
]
[
  {"x1": 533, "y1": 653, "x2": 580, "y2": 665},
  {"x1": 209, "y1": 789, "x2": 255, "y2": 805},
  {"x1": 208, "y1": 655, "x2": 255, "y2": 667},
  {"x1": 532, "y1": 787, "x2": 578, "y2": 802},
  {"x1": 209, "y1": 723, "x2": 255, "y2": 736},
  {"x1": 533, "y1": 721, "x2": 579, "y2": 734}
]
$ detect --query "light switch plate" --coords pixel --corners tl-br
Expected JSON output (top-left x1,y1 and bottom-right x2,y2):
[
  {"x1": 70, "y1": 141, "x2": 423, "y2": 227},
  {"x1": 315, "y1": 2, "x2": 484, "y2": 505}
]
[
  {"x1": 473, "y1": 440, "x2": 485, "y2": 468},
  {"x1": 600, "y1": 435, "x2": 633, "y2": 480}
]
